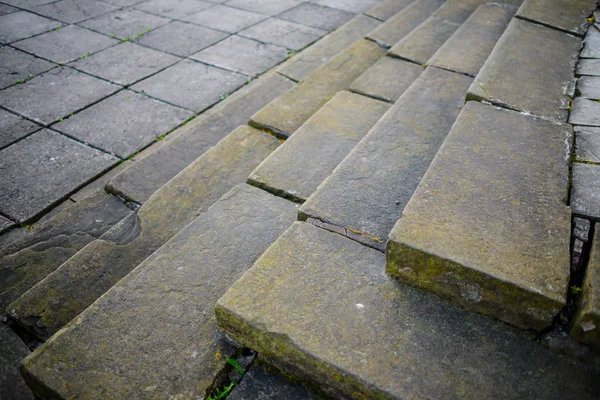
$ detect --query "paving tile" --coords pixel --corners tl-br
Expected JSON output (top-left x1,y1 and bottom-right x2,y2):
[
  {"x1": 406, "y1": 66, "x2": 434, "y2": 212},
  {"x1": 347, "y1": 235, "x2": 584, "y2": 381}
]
[
  {"x1": 572, "y1": 163, "x2": 600, "y2": 219},
  {"x1": 575, "y1": 126, "x2": 600, "y2": 163},
  {"x1": 278, "y1": 2, "x2": 353, "y2": 31},
  {"x1": 0, "y1": 3, "x2": 18, "y2": 16},
  {"x1": 131, "y1": 59, "x2": 246, "y2": 111},
  {"x1": 0, "y1": 110, "x2": 40, "y2": 150},
  {"x1": 136, "y1": 21, "x2": 228, "y2": 56},
  {"x1": 225, "y1": 0, "x2": 300, "y2": 15},
  {"x1": 0, "y1": 46, "x2": 55, "y2": 89},
  {"x1": 79, "y1": 8, "x2": 169, "y2": 40},
  {"x1": 55, "y1": 91, "x2": 192, "y2": 158},
  {"x1": 32, "y1": 0, "x2": 118, "y2": 23},
  {"x1": 70, "y1": 160, "x2": 132, "y2": 202},
  {"x1": 570, "y1": 98, "x2": 600, "y2": 127},
  {"x1": 578, "y1": 59, "x2": 600, "y2": 76},
  {"x1": 134, "y1": 0, "x2": 213, "y2": 18},
  {"x1": 191, "y1": 35, "x2": 287, "y2": 76},
  {"x1": 364, "y1": 0, "x2": 415, "y2": 21},
  {"x1": 0, "y1": 11, "x2": 61, "y2": 43},
  {"x1": 100, "y1": 0, "x2": 145, "y2": 5},
  {"x1": 0, "y1": 215, "x2": 15, "y2": 234},
  {"x1": 577, "y1": 76, "x2": 600, "y2": 99},
  {"x1": 516, "y1": 0, "x2": 597, "y2": 36},
  {"x1": 13, "y1": 25, "x2": 118, "y2": 64},
  {"x1": 70, "y1": 41, "x2": 180, "y2": 86},
  {"x1": 0, "y1": 130, "x2": 117, "y2": 222},
  {"x1": 0, "y1": 67, "x2": 119, "y2": 125},
  {"x1": 183, "y1": 4, "x2": 266, "y2": 33},
  {"x1": 0, "y1": 323, "x2": 33, "y2": 400},
  {"x1": 582, "y1": 27, "x2": 600, "y2": 59},
  {"x1": 239, "y1": 18, "x2": 326, "y2": 51},
  {"x1": 310, "y1": 0, "x2": 380, "y2": 13},
  {"x1": 1, "y1": 0, "x2": 56, "y2": 9}
]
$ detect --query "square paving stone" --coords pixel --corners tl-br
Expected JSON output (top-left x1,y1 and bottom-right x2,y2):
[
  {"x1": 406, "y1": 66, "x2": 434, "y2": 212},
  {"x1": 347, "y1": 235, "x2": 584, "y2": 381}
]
[
  {"x1": 570, "y1": 98, "x2": 600, "y2": 127},
  {"x1": 70, "y1": 41, "x2": 180, "y2": 85},
  {"x1": 1, "y1": 0, "x2": 57, "y2": 9},
  {"x1": 0, "y1": 129, "x2": 118, "y2": 222},
  {"x1": 134, "y1": 0, "x2": 213, "y2": 18},
  {"x1": 0, "y1": 11, "x2": 62, "y2": 43},
  {"x1": 310, "y1": 0, "x2": 380, "y2": 13},
  {"x1": 55, "y1": 90, "x2": 193, "y2": 158},
  {"x1": 0, "y1": 110, "x2": 41, "y2": 149},
  {"x1": 0, "y1": 67, "x2": 119, "y2": 125},
  {"x1": 572, "y1": 162, "x2": 600, "y2": 219},
  {"x1": 578, "y1": 76, "x2": 600, "y2": 99},
  {"x1": 191, "y1": 35, "x2": 287, "y2": 76},
  {"x1": 0, "y1": 4, "x2": 18, "y2": 16},
  {"x1": 575, "y1": 126, "x2": 600, "y2": 164},
  {"x1": 32, "y1": 0, "x2": 119, "y2": 23},
  {"x1": 136, "y1": 21, "x2": 228, "y2": 56},
  {"x1": 183, "y1": 5, "x2": 266, "y2": 33},
  {"x1": 131, "y1": 59, "x2": 247, "y2": 110},
  {"x1": 581, "y1": 27, "x2": 600, "y2": 59},
  {"x1": 0, "y1": 46, "x2": 55, "y2": 89},
  {"x1": 578, "y1": 59, "x2": 600, "y2": 76},
  {"x1": 239, "y1": 18, "x2": 326, "y2": 50},
  {"x1": 278, "y1": 2, "x2": 353, "y2": 31},
  {"x1": 13, "y1": 25, "x2": 119, "y2": 64},
  {"x1": 79, "y1": 8, "x2": 169, "y2": 40},
  {"x1": 225, "y1": 0, "x2": 301, "y2": 15}
]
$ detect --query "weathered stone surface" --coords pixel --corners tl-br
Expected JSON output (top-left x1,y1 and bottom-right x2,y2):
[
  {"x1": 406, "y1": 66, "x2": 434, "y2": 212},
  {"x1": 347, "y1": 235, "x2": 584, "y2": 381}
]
[
  {"x1": 32, "y1": 0, "x2": 118, "y2": 23},
  {"x1": 278, "y1": 14, "x2": 381, "y2": 82},
  {"x1": 2, "y1": 0, "x2": 56, "y2": 8},
  {"x1": 571, "y1": 162, "x2": 600, "y2": 219},
  {"x1": 226, "y1": 0, "x2": 300, "y2": 15},
  {"x1": 239, "y1": 18, "x2": 326, "y2": 51},
  {"x1": 249, "y1": 91, "x2": 389, "y2": 202},
  {"x1": 576, "y1": 126, "x2": 600, "y2": 163},
  {"x1": 467, "y1": 18, "x2": 581, "y2": 122},
  {"x1": 577, "y1": 76, "x2": 600, "y2": 99},
  {"x1": 134, "y1": 0, "x2": 212, "y2": 18},
  {"x1": 0, "y1": 190, "x2": 130, "y2": 311},
  {"x1": 581, "y1": 27, "x2": 600, "y2": 58},
  {"x1": 183, "y1": 5, "x2": 266, "y2": 33},
  {"x1": 107, "y1": 73, "x2": 293, "y2": 203},
  {"x1": 429, "y1": 3, "x2": 517, "y2": 77},
  {"x1": 0, "y1": 215, "x2": 15, "y2": 234},
  {"x1": 70, "y1": 161, "x2": 132, "y2": 202},
  {"x1": 578, "y1": 58, "x2": 600, "y2": 76},
  {"x1": 0, "y1": 46, "x2": 54, "y2": 90},
  {"x1": 8, "y1": 127, "x2": 279, "y2": 339},
  {"x1": 0, "y1": 11, "x2": 61, "y2": 43},
  {"x1": 20, "y1": 184, "x2": 297, "y2": 399},
  {"x1": 299, "y1": 67, "x2": 472, "y2": 250},
  {"x1": 388, "y1": 15, "x2": 460, "y2": 64},
  {"x1": 0, "y1": 130, "x2": 118, "y2": 223},
  {"x1": 431, "y1": 0, "x2": 493, "y2": 24},
  {"x1": 217, "y1": 222, "x2": 600, "y2": 400},
  {"x1": 366, "y1": 0, "x2": 445, "y2": 48},
  {"x1": 349, "y1": 56, "x2": 423, "y2": 102},
  {"x1": 311, "y1": 0, "x2": 380, "y2": 13},
  {"x1": 516, "y1": 0, "x2": 597, "y2": 36},
  {"x1": 251, "y1": 39, "x2": 384, "y2": 138},
  {"x1": 0, "y1": 110, "x2": 40, "y2": 150},
  {"x1": 0, "y1": 3, "x2": 17, "y2": 16},
  {"x1": 570, "y1": 97, "x2": 600, "y2": 126},
  {"x1": 387, "y1": 102, "x2": 572, "y2": 331},
  {"x1": 278, "y1": 3, "x2": 353, "y2": 31},
  {"x1": 136, "y1": 21, "x2": 228, "y2": 57},
  {"x1": 364, "y1": 0, "x2": 415, "y2": 21},
  {"x1": 0, "y1": 323, "x2": 34, "y2": 400},
  {"x1": 79, "y1": 8, "x2": 169, "y2": 40}
]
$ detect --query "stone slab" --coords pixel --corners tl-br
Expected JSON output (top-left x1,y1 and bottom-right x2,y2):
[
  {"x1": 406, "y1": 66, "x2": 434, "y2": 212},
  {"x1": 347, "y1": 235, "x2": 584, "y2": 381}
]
[
  {"x1": 578, "y1": 76, "x2": 600, "y2": 99},
  {"x1": 516, "y1": 0, "x2": 597, "y2": 36},
  {"x1": 364, "y1": 0, "x2": 415, "y2": 21},
  {"x1": 79, "y1": 8, "x2": 169, "y2": 40},
  {"x1": 0, "y1": 130, "x2": 118, "y2": 223},
  {"x1": 0, "y1": 110, "x2": 40, "y2": 150},
  {"x1": 249, "y1": 91, "x2": 390, "y2": 202},
  {"x1": 578, "y1": 58, "x2": 600, "y2": 76},
  {"x1": 581, "y1": 26, "x2": 600, "y2": 59},
  {"x1": 32, "y1": 0, "x2": 118, "y2": 23},
  {"x1": 136, "y1": 21, "x2": 228, "y2": 57},
  {"x1": 299, "y1": 67, "x2": 472, "y2": 250},
  {"x1": 0, "y1": 190, "x2": 130, "y2": 311},
  {"x1": 349, "y1": 56, "x2": 423, "y2": 102},
  {"x1": 576, "y1": 126, "x2": 600, "y2": 163},
  {"x1": 20, "y1": 184, "x2": 297, "y2": 399},
  {"x1": 239, "y1": 18, "x2": 327, "y2": 51},
  {"x1": 467, "y1": 18, "x2": 581, "y2": 122},
  {"x1": 388, "y1": 101, "x2": 572, "y2": 331},
  {"x1": 0, "y1": 323, "x2": 34, "y2": 400},
  {"x1": 0, "y1": 215, "x2": 15, "y2": 235},
  {"x1": 1, "y1": 0, "x2": 57, "y2": 8},
  {"x1": 570, "y1": 97, "x2": 600, "y2": 126},
  {"x1": 277, "y1": 13, "x2": 381, "y2": 82},
  {"x1": 366, "y1": 0, "x2": 445, "y2": 48},
  {"x1": 278, "y1": 2, "x2": 353, "y2": 31},
  {"x1": 183, "y1": 5, "x2": 267, "y2": 33},
  {"x1": 134, "y1": 0, "x2": 213, "y2": 18},
  {"x1": 0, "y1": 4, "x2": 18, "y2": 16},
  {"x1": 0, "y1": 46, "x2": 55, "y2": 90},
  {"x1": 107, "y1": 72, "x2": 293, "y2": 203},
  {"x1": 250, "y1": 39, "x2": 384, "y2": 138},
  {"x1": 70, "y1": 161, "x2": 132, "y2": 202},
  {"x1": 226, "y1": 0, "x2": 301, "y2": 15},
  {"x1": 216, "y1": 221, "x2": 600, "y2": 400},
  {"x1": 388, "y1": 15, "x2": 460, "y2": 65},
  {"x1": 0, "y1": 67, "x2": 119, "y2": 125},
  {"x1": 0, "y1": 11, "x2": 61, "y2": 44},
  {"x1": 8, "y1": 127, "x2": 280, "y2": 339},
  {"x1": 571, "y1": 162, "x2": 600, "y2": 219},
  {"x1": 191, "y1": 35, "x2": 287, "y2": 76},
  {"x1": 311, "y1": 0, "x2": 380, "y2": 13},
  {"x1": 429, "y1": 3, "x2": 517, "y2": 77}
]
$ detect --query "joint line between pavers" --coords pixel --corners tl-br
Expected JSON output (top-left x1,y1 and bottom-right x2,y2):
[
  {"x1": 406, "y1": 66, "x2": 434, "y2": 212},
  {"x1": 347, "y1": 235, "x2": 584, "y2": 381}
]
[
  {"x1": 246, "y1": 178, "x2": 304, "y2": 204},
  {"x1": 301, "y1": 216, "x2": 386, "y2": 253},
  {"x1": 386, "y1": 51, "x2": 425, "y2": 67},
  {"x1": 276, "y1": 71, "x2": 299, "y2": 83},
  {"x1": 347, "y1": 88, "x2": 395, "y2": 104},
  {"x1": 514, "y1": 15, "x2": 588, "y2": 38},
  {"x1": 428, "y1": 64, "x2": 475, "y2": 78}
]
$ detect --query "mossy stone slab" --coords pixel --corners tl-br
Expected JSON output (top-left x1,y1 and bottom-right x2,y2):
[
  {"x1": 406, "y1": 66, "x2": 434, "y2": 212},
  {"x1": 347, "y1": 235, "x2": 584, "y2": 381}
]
[{"x1": 516, "y1": 0, "x2": 597, "y2": 36}]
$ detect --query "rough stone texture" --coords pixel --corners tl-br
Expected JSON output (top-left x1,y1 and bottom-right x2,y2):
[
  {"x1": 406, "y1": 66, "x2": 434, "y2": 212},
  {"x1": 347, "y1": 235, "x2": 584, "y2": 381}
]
[
  {"x1": 278, "y1": 3, "x2": 354, "y2": 31},
  {"x1": 55, "y1": 90, "x2": 192, "y2": 158},
  {"x1": 277, "y1": 14, "x2": 381, "y2": 82},
  {"x1": 572, "y1": 162, "x2": 600, "y2": 219},
  {"x1": 570, "y1": 97, "x2": 600, "y2": 126},
  {"x1": 32, "y1": 0, "x2": 118, "y2": 23},
  {"x1": 388, "y1": 15, "x2": 460, "y2": 65},
  {"x1": 0, "y1": 46, "x2": 55, "y2": 90},
  {"x1": 576, "y1": 126, "x2": 600, "y2": 163},
  {"x1": 0, "y1": 215, "x2": 15, "y2": 234},
  {"x1": 312, "y1": 0, "x2": 380, "y2": 13},
  {"x1": 467, "y1": 18, "x2": 581, "y2": 122},
  {"x1": 136, "y1": 21, "x2": 228, "y2": 57},
  {"x1": 250, "y1": 39, "x2": 384, "y2": 138},
  {"x1": 227, "y1": 0, "x2": 301, "y2": 15},
  {"x1": 349, "y1": 56, "x2": 423, "y2": 102},
  {"x1": 70, "y1": 161, "x2": 132, "y2": 202},
  {"x1": 107, "y1": 73, "x2": 293, "y2": 203},
  {"x1": 8, "y1": 127, "x2": 280, "y2": 339},
  {"x1": 79, "y1": 8, "x2": 169, "y2": 40},
  {"x1": 429, "y1": 3, "x2": 517, "y2": 77},
  {"x1": 578, "y1": 59, "x2": 600, "y2": 75},
  {"x1": 0, "y1": 3, "x2": 18, "y2": 16},
  {"x1": 577, "y1": 76, "x2": 600, "y2": 99},
  {"x1": 299, "y1": 67, "x2": 472, "y2": 250},
  {"x1": 0, "y1": 130, "x2": 118, "y2": 223},
  {"x1": 183, "y1": 5, "x2": 266, "y2": 33},
  {"x1": 388, "y1": 102, "x2": 572, "y2": 331},
  {"x1": 0, "y1": 323, "x2": 34, "y2": 400},
  {"x1": 0, "y1": 11, "x2": 61, "y2": 44},
  {"x1": 0, "y1": 67, "x2": 119, "y2": 125},
  {"x1": 134, "y1": 0, "x2": 213, "y2": 18},
  {"x1": 249, "y1": 91, "x2": 390, "y2": 202},
  {"x1": 20, "y1": 184, "x2": 297, "y2": 399},
  {"x1": 239, "y1": 18, "x2": 327, "y2": 51},
  {"x1": 191, "y1": 35, "x2": 287, "y2": 77},
  {"x1": 0, "y1": 190, "x2": 130, "y2": 311},
  {"x1": 364, "y1": 0, "x2": 415, "y2": 21},
  {"x1": 573, "y1": 217, "x2": 592, "y2": 282},
  {"x1": 516, "y1": 0, "x2": 597, "y2": 36},
  {"x1": 0, "y1": 110, "x2": 40, "y2": 150},
  {"x1": 217, "y1": 222, "x2": 600, "y2": 400},
  {"x1": 366, "y1": 0, "x2": 445, "y2": 48},
  {"x1": 2, "y1": 0, "x2": 57, "y2": 8},
  {"x1": 581, "y1": 27, "x2": 600, "y2": 58}
]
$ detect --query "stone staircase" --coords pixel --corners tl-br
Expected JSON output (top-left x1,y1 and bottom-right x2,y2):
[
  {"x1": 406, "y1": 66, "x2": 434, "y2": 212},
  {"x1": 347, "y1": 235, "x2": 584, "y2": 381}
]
[{"x1": 3, "y1": 0, "x2": 600, "y2": 398}]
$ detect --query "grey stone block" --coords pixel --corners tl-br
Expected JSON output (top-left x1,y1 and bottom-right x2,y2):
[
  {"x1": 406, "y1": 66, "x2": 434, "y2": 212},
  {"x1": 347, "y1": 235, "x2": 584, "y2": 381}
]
[
  {"x1": 0, "y1": 215, "x2": 15, "y2": 234},
  {"x1": 183, "y1": 5, "x2": 266, "y2": 33},
  {"x1": 364, "y1": 0, "x2": 416, "y2": 21},
  {"x1": 299, "y1": 67, "x2": 472, "y2": 250},
  {"x1": 32, "y1": 0, "x2": 118, "y2": 24},
  {"x1": 134, "y1": 0, "x2": 213, "y2": 18},
  {"x1": 136, "y1": 21, "x2": 228, "y2": 57},
  {"x1": 20, "y1": 184, "x2": 297, "y2": 399},
  {"x1": 577, "y1": 76, "x2": 600, "y2": 99},
  {"x1": 576, "y1": 126, "x2": 600, "y2": 163},
  {"x1": 0, "y1": 11, "x2": 61, "y2": 43},
  {"x1": 570, "y1": 97, "x2": 600, "y2": 127},
  {"x1": 0, "y1": 46, "x2": 55, "y2": 90},
  {"x1": 226, "y1": 0, "x2": 301, "y2": 15},
  {"x1": 239, "y1": 18, "x2": 327, "y2": 50},
  {"x1": 1, "y1": 0, "x2": 59, "y2": 8},
  {"x1": 70, "y1": 160, "x2": 132, "y2": 202},
  {"x1": 311, "y1": 0, "x2": 380, "y2": 13},
  {"x1": 572, "y1": 162, "x2": 600, "y2": 219},
  {"x1": 581, "y1": 26, "x2": 600, "y2": 59},
  {"x1": 516, "y1": 0, "x2": 597, "y2": 36},
  {"x1": 0, "y1": 110, "x2": 40, "y2": 150},
  {"x1": 278, "y1": 2, "x2": 353, "y2": 31},
  {"x1": 0, "y1": 4, "x2": 18, "y2": 16},
  {"x1": 0, "y1": 323, "x2": 33, "y2": 400},
  {"x1": 432, "y1": 0, "x2": 493, "y2": 24},
  {"x1": 79, "y1": 8, "x2": 169, "y2": 40},
  {"x1": 578, "y1": 59, "x2": 600, "y2": 76}
]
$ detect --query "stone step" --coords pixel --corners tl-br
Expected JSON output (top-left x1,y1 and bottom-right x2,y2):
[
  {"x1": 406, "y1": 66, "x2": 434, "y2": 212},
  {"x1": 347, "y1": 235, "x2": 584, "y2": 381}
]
[
  {"x1": 428, "y1": 3, "x2": 517, "y2": 77},
  {"x1": 248, "y1": 91, "x2": 390, "y2": 203},
  {"x1": 515, "y1": 0, "x2": 597, "y2": 36},
  {"x1": 1, "y1": 323, "x2": 34, "y2": 400},
  {"x1": 364, "y1": 0, "x2": 416, "y2": 21},
  {"x1": 250, "y1": 39, "x2": 385, "y2": 139},
  {"x1": 466, "y1": 17, "x2": 581, "y2": 122},
  {"x1": 106, "y1": 72, "x2": 293, "y2": 204},
  {"x1": 299, "y1": 66, "x2": 472, "y2": 250},
  {"x1": 387, "y1": 101, "x2": 571, "y2": 331},
  {"x1": 7, "y1": 127, "x2": 280, "y2": 340},
  {"x1": 216, "y1": 221, "x2": 600, "y2": 400},
  {"x1": 0, "y1": 190, "x2": 131, "y2": 312}
]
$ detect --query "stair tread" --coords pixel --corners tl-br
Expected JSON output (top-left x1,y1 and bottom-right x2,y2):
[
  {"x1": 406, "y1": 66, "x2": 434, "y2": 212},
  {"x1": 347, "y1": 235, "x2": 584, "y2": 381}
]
[{"x1": 516, "y1": 0, "x2": 597, "y2": 36}]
